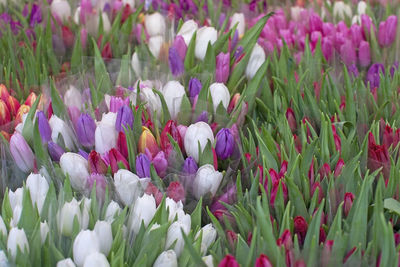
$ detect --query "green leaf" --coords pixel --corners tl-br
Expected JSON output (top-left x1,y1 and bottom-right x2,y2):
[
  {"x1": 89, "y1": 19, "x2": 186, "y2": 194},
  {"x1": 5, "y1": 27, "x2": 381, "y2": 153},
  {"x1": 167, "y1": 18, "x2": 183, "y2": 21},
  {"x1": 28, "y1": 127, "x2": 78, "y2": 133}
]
[
  {"x1": 184, "y1": 32, "x2": 197, "y2": 71},
  {"x1": 191, "y1": 198, "x2": 203, "y2": 229}
]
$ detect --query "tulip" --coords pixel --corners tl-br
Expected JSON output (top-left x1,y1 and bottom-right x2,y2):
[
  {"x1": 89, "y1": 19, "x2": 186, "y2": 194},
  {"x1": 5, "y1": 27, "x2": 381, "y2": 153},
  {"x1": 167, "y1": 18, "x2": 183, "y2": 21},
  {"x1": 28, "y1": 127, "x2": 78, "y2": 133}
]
[
  {"x1": 131, "y1": 52, "x2": 141, "y2": 76},
  {"x1": 145, "y1": 12, "x2": 166, "y2": 37},
  {"x1": 117, "y1": 132, "x2": 128, "y2": 159},
  {"x1": 344, "y1": 192, "x2": 355, "y2": 217},
  {"x1": 9, "y1": 132, "x2": 34, "y2": 173},
  {"x1": 73, "y1": 230, "x2": 101, "y2": 267},
  {"x1": 210, "y1": 185, "x2": 236, "y2": 212},
  {"x1": 51, "y1": 0, "x2": 71, "y2": 22},
  {"x1": 255, "y1": 254, "x2": 273, "y2": 267},
  {"x1": 26, "y1": 173, "x2": 49, "y2": 214},
  {"x1": 136, "y1": 153, "x2": 151, "y2": 178},
  {"x1": 108, "y1": 148, "x2": 129, "y2": 174},
  {"x1": 165, "y1": 197, "x2": 184, "y2": 222},
  {"x1": 378, "y1": 15, "x2": 397, "y2": 47},
  {"x1": 56, "y1": 258, "x2": 76, "y2": 267},
  {"x1": 0, "y1": 84, "x2": 9, "y2": 101},
  {"x1": 165, "y1": 219, "x2": 191, "y2": 256},
  {"x1": 340, "y1": 41, "x2": 356, "y2": 66},
  {"x1": 245, "y1": 43, "x2": 265, "y2": 79},
  {"x1": 94, "y1": 221, "x2": 113, "y2": 255},
  {"x1": 129, "y1": 194, "x2": 157, "y2": 234},
  {"x1": 333, "y1": 1, "x2": 352, "y2": 20},
  {"x1": 189, "y1": 78, "x2": 202, "y2": 104},
  {"x1": 48, "y1": 141, "x2": 65, "y2": 162},
  {"x1": 139, "y1": 87, "x2": 162, "y2": 117},
  {"x1": 82, "y1": 252, "x2": 109, "y2": 267},
  {"x1": 7, "y1": 228, "x2": 29, "y2": 261},
  {"x1": 9, "y1": 188, "x2": 23, "y2": 211},
  {"x1": 115, "y1": 105, "x2": 134, "y2": 132},
  {"x1": 107, "y1": 95, "x2": 129, "y2": 113},
  {"x1": 277, "y1": 229, "x2": 293, "y2": 250},
  {"x1": 169, "y1": 47, "x2": 184, "y2": 77},
  {"x1": 177, "y1": 19, "x2": 198, "y2": 46},
  {"x1": 154, "y1": 250, "x2": 178, "y2": 267},
  {"x1": 161, "y1": 120, "x2": 183, "y2": 152},
  {"x1": 215, "y1": 53, "x2": 230, "y2": 84},
  {"x1": 358, "y1": 41, "x2": 370, "y2": 68},
  {"x1": 60, "y1": 152, "x2": 89, "y2": 192},
  {"x1": 87, "y1": 173, "x2": 107, "y2": 200},
  {"x1": 366, "y1": 63, "x2": 385, "y2": 89},
  {"x1": 182, "y1": 157, "x2": 198, "y2": 174},
  {"x1": 40, "y1": 221, "x2": 49, "y2": 244},
  {"x1": 0, "y1": 99, "x2": 10, "y2": 126},
  {"x1": 76, "y1": 114, "x2": 96, "y2": 147},
  {"x1": 215, "y1": 128, "x2": 234, "y2": 160},
  {"x1": 88, "y1": 151, "x2": 108, "y2": 174},
  {"x1": 203, "y1": 255, "x2": 214, "y2": 267},
  {"x1": 193, "y1": 164, "x2": 223, "y2": 199},
  {"x1": 6, "y1": 95, "x2": 20, "y2": 118},
  {"x1": 293, "y1": 216, "x2": 308, "y2": 246},
  {"x1": 218, "y1": 255, "x2": 239, "y2": 267},
  {"x1": 36, "y1": 111, "x2": 52, "y2": 143},
  {"x1": 167, "y1": 181, "x2": 185, "y2": 203},
  {"x1": 357, "y1": 1, "x2": 367, "y2": 15},
  {"x1": 149, "y1": 35, "x2": 164, "y2": 58},
  {"x1": 368, "y1": 132, "x2": 390, "y2": 179},
  {"x1": 105, "y1": 201, "x2": 121, "y2": 222},
  {"x1": 230, "y1": 13, "x2": 245, "y2": 37},
  {"x1": 49, "y1": 115, "x2": 76, "y2": 150},
  {"x1": 0, "y1": 216, "x2": 7, "y2": 237},
  {"x1": 172, "y1": 36, "x2": 187, "y2": 60},
  {"x1": 153, "y1": 151, "x2": 168, "y2": 177},
  {"x1": 95, "y1": 112, "x2": 118, "y2": 154},
  {"x1": 58, "y1": 198, "x2": 83, "y2": 236},
  {"x1": 195, "y1": 224, "x2": 217, "y2": 255},
  {"x1": 184, "y1": 122, "x2": 215, "y2": 162},
  {"x1": 162, "y1": 81, "x2": 186, "y2": 120},
  {"x1": 114, "y1": 169, "x2": 149, "y2": 206},
  {"x1": 64, "y1": 86, "x2": 82, "y2": 110},
  {"x1": 138, "y1": 127, "x2": 159, "y2": 158},
  {"x1": 145, "y1": 182, "x2": 163, "y2": 206},
  {"x1": 195, "y1": 27, "x2": 218, "y2": 60}
]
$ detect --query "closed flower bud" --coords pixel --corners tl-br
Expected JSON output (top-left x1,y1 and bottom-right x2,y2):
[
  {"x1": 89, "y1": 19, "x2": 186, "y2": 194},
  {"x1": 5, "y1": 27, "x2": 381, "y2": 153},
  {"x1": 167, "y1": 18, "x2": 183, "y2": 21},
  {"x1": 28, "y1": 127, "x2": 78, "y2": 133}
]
[
  {"x1": 167, "y1": 181, "x2": 185, "y2": 203},
  {"x1": 357, "y1": 1, "x2": 367, "y2": 15},
  {"x1": 165, "y1": 197, "x2": 184, "y2": 222},
  {"x1": 129, "y1": 194, "x2": 157, "y2": 234},
  {"x1": 366, "y1": 63, "x2": 385, "y2": 89},
  {"x1": 149, "y1": 35, "x2": 164, "y2": 58},
  {"x1": 117, "y1": 131, "x2": 129, "y2": 159},
  {"x1": 94, "y1": 221, "x2": 113, "y2": 255},
  {"x1": 9, "y1": 132, "x2": 34, "y2": 173},
  {"x1": 95, "y1": 112, "x2": 118, "y2": 154},
  {"x1": 0, "y1": 84, "x2": 9, "y2": 101},
  {"x1": 344, "y1": 192, "x2": 355, "y2": 217},
  {"x1": 114, "y1": 169, "x2": 149, "y2": 206},
  {"x1": 40, "y1": 221, "x2": 49, "y2": 244},
  {"x1": 115, "y1": 105, "x2": 134, "y2": 132},
  {"x1": 57, "y1": 258, "x2": 76, "y2": 267},
  {"x1": 58, "y1": 198, "x2": 82, "y2": 236},
  {"x1": 64, "y1": 86, "x2": 82, "y2": 110},
  {"x1": 169, "y1": 47, "x2": 184, "y2": 77},
  {"x1": 255, "y1": 254, "x2": 273, "y2": 267},
  {"x1": 7, "y1": 228, "x2": 29, "y2": 261},
  {"x1": 165, "y1": 219, "x2": 191, "y2": 257},
  {"x1": 105, "y1": 201, "x2": 121, "y2": 222},
  {"x1": 358, "y1": 41, "x2": 371, "y2": 67},
  {"x1": 154, "y1": 250, "x2": 178, "y2": 267},
  {"x1": 145, "y1": 12, "x2": 166, "y2": 37},
  {"x1": 230, "y1": 13, "x2": 245, "y2": 37},
  {"x1": 293, "y1": 216, "x2": 308, "y2": 246},
  {"x1": 195, "y1": 224, "x2": 217, "y2": 255},
  {"x1": 340, "y1": 41, "x2": 356, "y2": 66},
  {"x1": 76, "y1": 114, "x2": 96, "y2": 147},
  {"x1": 378, "y1": 15, "x2": 397, "y2": 47},
  {"x1": 195, "y1": 27, "x2": 218, "y2": 60},
  {"x1": 6, "y1": 95, "x2": 20, "y2": 118},
  {"x1": 37, "y1": 111, "x2": 52, "y2": 143},
  {"x1": 49, "y1": 115, "x2": 76, "y2": 150},
  {"x1": 189, "y1": 78, "x2": 202, "y2": 103},
  {"x1": 51, "y1": 0, "x2": 71, "y2": 22},
  {"x1": 26, "y1": 173, "x2": 49, "y2": 214},
  {"x1": 48, "y1": 141, "x2": 65, "y2": 162},
  {"x1": 215, "y1": 128, "x2": 234, "y2": 160},
  {"x1": 177, "y1": 19, "x2": 198, "y2": 46},
  {"x1": 136, "y1": 153, "x2": 151, "y2": 178},
  {"x1": 73, "y1": 230, "x2": 101, "y2": 267},
  {"x1": 333, "y1": 1, "x2": 352, "y2": 20},
  {"x1": 131, "y1": 52, "x2": 141, "y2": 76},
  {"x1": 161, "y1": 120, "x2": 183, "y2": 152},
  {"x1": 193, "y1": 164, "x2": 223, "y2": 199},
  {"x1": 152, "y1": 151, "x2": 168, "y2": 177},
  {"x1": 218, "y1": 255, "x2": 239, "y2": 267},
  {"x1": 108, "y1": 148, "x2": 130, "y2": 174},
  {"x1": 162, "y1": 81, "x2": 186, "y2": 120},
  {"x1": 246, "y1": 43, "x2": 265, "y2": 79},
  {"x1": 184, "y1": 122, "x2": 214, "y2": 162},
  {"x1": 203, "y1": 255, "x2": 214, "y2": 267},
  {"x1": 215, "y1": 52, "x2": 230, "y2": 83},
  {"x1": 182, "y1": 156, "x2": 198, "y2": 174},
  {"x1": 83, "y1": 252, "x2": 109, "y2": 267},
  {"x1": 88, "y1": 151, "x2": 108, "y2": 174},
  {"x1": 60, "y1": 152, "x2": 89, "y2": 192},
  {"x1": 138, "y1": 126, "x2": 159, "y2": 158}
]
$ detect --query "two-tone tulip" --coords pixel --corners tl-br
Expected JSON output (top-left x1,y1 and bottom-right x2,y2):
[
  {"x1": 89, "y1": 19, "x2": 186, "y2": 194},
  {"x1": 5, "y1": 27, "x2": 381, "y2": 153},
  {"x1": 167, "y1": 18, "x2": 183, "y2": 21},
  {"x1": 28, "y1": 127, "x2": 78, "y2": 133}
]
[{"x1": 138, "y1": 126, "x2": 159, "y2": 158}]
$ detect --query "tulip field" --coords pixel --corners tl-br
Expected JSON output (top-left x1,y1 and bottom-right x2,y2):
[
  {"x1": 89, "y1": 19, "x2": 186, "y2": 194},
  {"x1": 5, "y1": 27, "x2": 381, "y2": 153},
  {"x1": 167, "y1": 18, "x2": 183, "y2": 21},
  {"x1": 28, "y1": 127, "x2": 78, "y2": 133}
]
[{"x1": 0, "y1": 0, "x2": 399, "y2": 266}]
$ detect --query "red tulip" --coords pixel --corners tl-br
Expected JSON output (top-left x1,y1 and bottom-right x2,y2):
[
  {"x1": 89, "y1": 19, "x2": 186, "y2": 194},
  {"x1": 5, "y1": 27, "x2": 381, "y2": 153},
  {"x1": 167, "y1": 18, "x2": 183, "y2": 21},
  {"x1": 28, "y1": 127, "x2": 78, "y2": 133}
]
[
  {"x1": 255, "y1": 254, "x2": 273, "y2": 267},
  {"x1": 344, "y1": 192, "x2": 354, "y2": 217},
  {"x1": 218, "y1": 255, "x2": 239, "y2": 267},
  {"x1": 108, "y1": 148, "x2": 130, "y2": 174},
  {"x1": 286, "y1": 108, "x2": 297, "y2": 132},
  {"x1": 88, "y1": 151, "x2": 108, "y2": 174},
  {"x1": 117, "y1": 131, "x2": 129, "y2": 159},
  {"x1": 167, "y1": 181, "x2": 185, "y2": 203},
  {"x1": 62, "y1": 26, "x2": 75, "y2": 48},
  {"x1": 226, "y1": 230, "x2": 237, "y2": 249},
  {"x1": 277, "y1": 229, "x2": 293, "y2": 250},
  {"x1": 160, "y1": 120, "x2": 183, "y2": 152},
  {"x1": 294, "y1": 216, "x2": 308, "y2": 245},
  {"x1": 368, "y1": 132, "x2": 390, "y2": 179}
]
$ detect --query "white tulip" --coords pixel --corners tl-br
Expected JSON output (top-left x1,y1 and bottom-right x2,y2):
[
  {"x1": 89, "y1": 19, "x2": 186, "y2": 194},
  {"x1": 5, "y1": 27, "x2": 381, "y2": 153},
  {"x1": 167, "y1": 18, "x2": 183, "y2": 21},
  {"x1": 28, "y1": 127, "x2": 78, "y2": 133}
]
[
  {"x1": 184, "y1": 122, "x2": 214, "y2": 162},
  {"x1": 105, "y1": 201, "x2": 121, "y2": 222},
  {"x1": 193, "y1": 165, "x2": 223, "y2": 199},
  {"x1": 60, "y1": 153, "x2": 89, "y2": 192},
  {"x1": 149, "y1": 35, "x2": 164, "y2": 58},
  {"x1": 26, "y1": 173, "x2": 49, "y2": 214},
  {"x1": 15, "y1": 113, "x2": 28, "y2": 133},
  {"x1": 10, "y1": 205, "x2": 22, "y2": 228},
  {"x1": 0, "y1": 216, "x2": 7, "y2": 237},
  {"x1": 203, "y1": 255, "x2": 214, "y2": 267},
  {"x1": 49, "y1": 115, "x2": 76, "y2": 150},
  {"x1": 230, "y1": 13, "x2": 245, "y2": 37},
  {"x1": 58, "y1": 198, "x2": 82, "y2": 236},
  {"x1": 114, "y1": 169, "x2": 149, "y2": 206},
  {"x1": 51, "y1": 0, "x2": 71, "y2": 22},
  {"x1": 95, "y1": 112, "x2": 118, "y2": 154},
  {"x1": 357, "y1": 1, "x2": 367, "y2": 15},
  {"x1": 153, "y1": 250, "x2": 178, "y2": 267},
  {"x1": 139, "y1": 87, "x2": 162, "y2": 117},
  {"x1": 83, "y1": 252, "x2": 110, "y2": 267},
  {"x1": 165, "y1": 198, "x2": 184, "y2": 222},
  {"x1": 85, "y1": 12, "x2": 111, "y2": 36},
  {"x1": 333, "y1": 1, "x2": 352, "y2": 20},
  {"x1": 162, "y1": 81, "x2": 186, "y2": 120},
  {"x1": 80, "y1": 198, "x2": 90, "y2": 231},
  {"x1": 64, "y1": 86, "x2": 82, "y2": 110},
  {"x1": 131, "y1": 52, "x2": 141, "y2": 77},
  {"x1": 0, "y1": 250, "x2": 8, "y2": 267},
  {"x1": 73, "y1": 230, "x2": 101, "y2": 267},
  {"x1": 352, "y1": 15, "x2": 361, "y2": 25},
  {"x1": 209, "y1": 83, "x2": 230, "y2": 112},
  {"x1": 145, "y1": 12, "x2": 166, "y2": 37},
  {"x1": 40, "y1": 221, "x2": 50, "y2": 244},
  {"x1": 195, "y1": 27, "x2": 218, "y2": 60},
  {"x1": 57, "y1": 258, "x2": 76, "y2": 267},
  {"x1": 165, "y1": 218, "x2": 191, "y2": 257},
  {"x1": 177, "y1": 20, "x2": 198, "y2": 46},
  {"x1": 8, "y1": 188, "x2": 23, "y2": 211},
  {"x1": 7, "y1": 228, "x2": 29, "y2": 261},
  {"x1": 94, "y1": 221, "x2": 113, "y2": 256},
  {"x1": 73, "y1": 7, "x2": 81, "y2": 25},
  {"x1": 195, "y1": 224, "x2": 217, "y2": 255},
  {"x1": 245, "y1": 43, "x2": 265, "y2": 79},
  {"x1": 129, "y1": 194, "x2": 157, "y2": 234}
]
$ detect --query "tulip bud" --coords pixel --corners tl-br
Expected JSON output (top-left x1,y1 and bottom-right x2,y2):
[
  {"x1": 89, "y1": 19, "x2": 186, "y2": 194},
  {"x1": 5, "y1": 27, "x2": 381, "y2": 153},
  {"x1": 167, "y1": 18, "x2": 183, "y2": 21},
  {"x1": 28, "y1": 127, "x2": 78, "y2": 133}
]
[
  {"x1": 215, "y1": 128, "x2": 234, "y2": 160},
  {"x1": 64, "y1": 86, "x2": 82, "y2": 111},
  {"x1": 145, "y1": 182, "x2": 163, "y2": 206},
  {"x1": 193, "y1": 164, "x2": 223, "y2": 199},
  {"x1": 95, "y1": 112, "x2": 118, "y2": 154},
  {"x1": 9, "y1": 132, "x2": 34, "y2": 173},
  {"x1": 6, "y1": 95, "x2": 20, "y2": 118},
  {"x1": 73, "y1": 230, "x2": 101, "y2": 267},
  {"x1": 366, "y1": 63, "x2": 385, "y2": 90},
  {"x1": 26, "y1": 173, "x2": 49, "y2": 214},
  {"x1": 209, "y1": 83, "x2": 230, "y2": 113},
  {"x1": 189, "y1": 78, "x2": 202, "y2": 104},
  {"x1": 333, "y1": 1, "x2": 352, "y2": 20},
  {"x1": 145, "y1": 12, "x2": 166, "y2": 37},
  {"x1": 167, "y1": 181, "x2": 185, "y2": 203},
  {"x1": 49, "y1": 115, "x2": 76, "y2": 150},
  {"x1": 182, "y1": 156, "x2": 198, "y2": 174},
  {"x1": 357, "y1": 1, "x2": 367, "y2": 15},
  {"x1": 58, "y1": 198, "x2": 83, "y2": 236},
  {"x1": 152, "y1": 151, "x2": 168, "y2": 177},
  {"x1": 277, "y1": 229, "x2": 293, "y2": 250},
  {"x1": 0, "y1": 99, "x2": 10, "y2": 126},
  {"x1": 115, "y1": 105, "x2": 134, "y2": 132},
  {"x1": 9, "y1": 188, "x2": 23, "y2": 211},
  {"x1": 108, "y1": 148, "x2": 129, "y2": 174},
  {"x1": 40, "y1": 221, "x2": 49, "y2": 244},
  {"x1": 165, "y1": 218, "x2": 191, "y2": 256},
  {"x1": 286, "y1": 108, "x2": 297, "y2": 132},
  {"x1": 105, "y1": 201, "x2": 121, "y2": 222},
  {"x1": 129, "y1": 194, "x2": 157, "y2": 234},
  {"x1": 76, "y1": 114, "x2": 96, "y2": 147},
  {"x1": 378, "y1": 15, "x2": 397, "y2": 48},
  {"x1": 37, "y1": 111, "x2": 52, "y2": 143},
  {"x1": 114, "y1": 169, "x2": 149, "y2": 206},
  {"x1": 218, "y1": 255, "x2": 239, "y2": 267},
  {"x1": 340, "y1": 41, "x2": 356, "y2": 66},
  {"x1": 51, "y1": 0, "x2": 71, "y2": 22},
  {"x1": 148, "y1": 35, "x2": 164, "y2": 58},
  {"x1": 60, "y1": 152, "x2": 89, "y2": 192},
  {"x1": 0, "y1": 216, "x2": 7, "y2": 237},
  {"x1": 195, "y1": 224, "x2": 217, "y2": 255},
  {"x1": 24, "y1": 92, "x2": 37, "y2": 107},
  {"x1": 177, "y1": 19, "x2": 198, "y2": 46},
  {"x1": 195, "y1": 27, "x2": 218, "y2": 60},
  {"x1": 184, "y1": 122, "x2": 214, "y2": 162},
  {"x1": 154, "y1": 250, "x2": 178, "y2": 267},
  {"x1": 88, "y1": 151, "x2": 108, "y2": 174},
  {"x1": 230, "y1": 13, "x2": 245, "y2": 37},
  {"x1": 161, "y1": 121, "x2": 183, "y2": 153},
  {"x1": 216, "y1": 52, "x2": 230, "y2": 83},
  {"x1": 83, "y1": 252, "x2": 109, "y2": 267},
  {"x1": 48, "y1": 141, "x2": 65, "y2": 162},
  {"x1": 56, "y1": 258, "x2": 75, "y2": 267},
  {"x1": 293, "y1": 216, "x2": 308, "y2": 245},
  {"x1": 7, "y1": 228, "x2": 29, "y2": 261},
  {"x1": 245, "y1": 43, "x2": 265, "y2": 79},
  {"x1": 255, "y1": 254, "x2": 273, "y2": 267},
  {"x1": 94, "y1": 221, "x2": 113, "y2": 255},
  {"x1": 0, "y1": 84, "x2": 9, "y2": 101},
  {"x1": 138, "y1": 127, "x2": 159, "y2": 158},
  {"x1": 136, "y1": 153, "x2": 151, "y2": 178},
  {"x1": 334, "y1": 158, "x2": 345, "y2": 177},
  {"x1": 172, "y1": 36, "x2": 187, "y2": 60},
  {"x1": 344, "y1": 192, "x2": 354, "y2": 217},
  {"x1": 87, "y1": 173, "x2": 107, "y2": 200},
  {"x1": 162, "y1": 81, "x2": 186, "y2": 120},
  {"x1": 117, "y1": 131, "x2": 128, "y2": 159},
  {"x1": 368, "y1": 132, "x2": 390, "y2": 178}
]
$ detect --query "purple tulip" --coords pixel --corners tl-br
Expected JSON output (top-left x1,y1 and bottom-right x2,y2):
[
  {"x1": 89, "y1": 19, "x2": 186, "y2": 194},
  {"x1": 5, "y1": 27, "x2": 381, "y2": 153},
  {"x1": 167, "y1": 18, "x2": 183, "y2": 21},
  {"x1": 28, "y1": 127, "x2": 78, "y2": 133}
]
[
  {"x1": 9, "y1": 132, "x2": 34, "y2": 172},
  {"x1": 78, "y1": 149, "x2": 89, "y2": 160},
  {"x1": 87, "y1": 173, "x2": 107, "y2": 200},
  {"x1": 378, "y1": 15, "x2": 397, "y2": 47},
  {"x1": 182, "y1": 156, "x2": 198, "y2": 174},
  {"x1": 216, "y1": 52, "x2": 230, "y2": 83},
  {"x1": 76, "y1": 113, "x2": 96, "y2": 147},
  {"x1": 109, "y1": 96, "x2": 128, "y2": 113},
  {"x1": 37, "y1": 111, "x2": 51, "y2": 143},
  {"x1": 172, "y1": 36, "x2": 187, "y2": 60},
  {"x1": 350, "y1": 24, "x2": 362, "y2": 47},
  {"x1": 29, "y1": 4, "x2": 42, "y2": 27},
  {"x1": 361, "y1": 14, "x2": 373, "y2": 36},
  {"x1": 189, "y1": 78, "x2": 202, "y2": 102},
  {"x1": 48, "y1": 141, "x2": 65, "y2": 162},
  {"x1": 358, "y1": 41, "x2": 371, "y2": 67},
  {"x1": 322, "y1": 22, "x2": 335, "y2": 37},
  {"x1": 215, "y1": 128, "x2": 235, "y2": 160},
  {"x1": 115, "y1": 105, "x2": 134, "y2": 132},
  {"x1": 230, "y1": 30, "x2": 239, "y2": 52},
  {"x1": 210, "y1": 185, "x2": 237, "y2": 212},
  {"x1": 366, "y1": 63, "x2": 385, "y2": 89},
  {"x1": 152, "y1": 151, "x2": 168, "y2": 177},
  {"x1": 233, "y1": 46, "x2": 244, "y2": 60},
  {"x1": 348, "y1": 64, "x2": 359, "y2": 78},
  {"x1": 196, "y1": 111, "x2": 209, "y2": 123},
  {"x1": 322, "y1": 38, "x2": 333, "y2": 61},
  {"x1": 309, "y1": 13, "x2": 323, "y2": 32},
  {"x1": 390, "y1": 61, "x2": 399, "y2": 78},
  {"x1": 340, "y1": 41, "x2": 356, "y2": 66},
  {"x1": 169, "y1": 47, "x2": 184, "y2": 76},
  {"x1": 136, "y1": 154, "x2": 151, "y2": 178}
]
